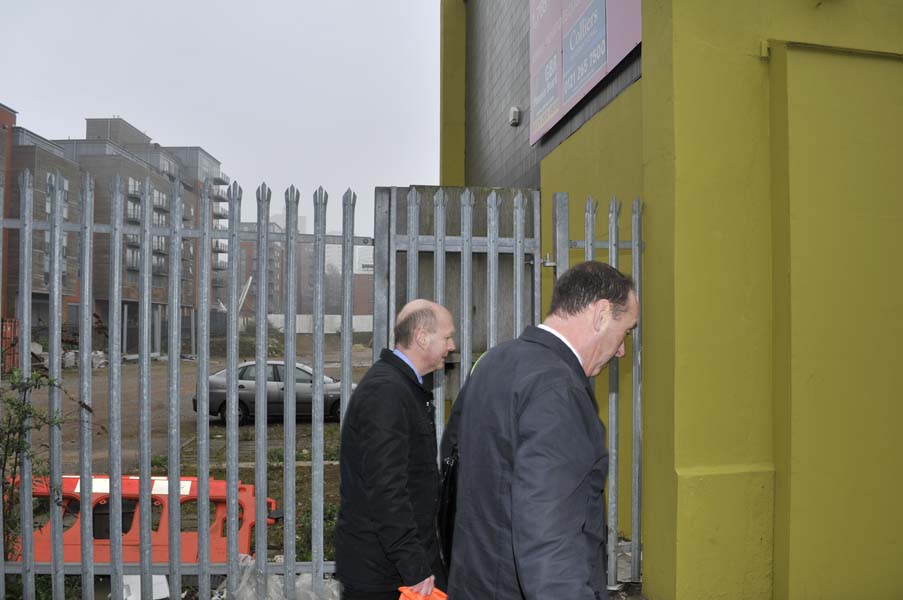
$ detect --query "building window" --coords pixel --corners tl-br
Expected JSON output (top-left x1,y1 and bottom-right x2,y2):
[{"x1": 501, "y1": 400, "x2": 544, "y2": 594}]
[
  {"x1": 126, "y1": 200, "x2": 141, "y2": 222},
  {"x1": 44, "y1": 173, "x2": 70, "y2": 220},
  {"x1": 153, "y1": 189, "x2": 168, "y2": 210},
  {"x1": 125, "y1": 247, "x2": 140, "y2": 270}
]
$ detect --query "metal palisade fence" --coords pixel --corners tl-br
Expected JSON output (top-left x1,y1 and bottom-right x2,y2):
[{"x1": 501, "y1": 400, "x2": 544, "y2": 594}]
[
  {"x1": 372, "y1": 186, "x2": 543, "y2": 446},
  {"x1": 553, "y1": 192, "x2": 645, "y2": 589},
  {"x1": 0, "y1": 175, "x2": 644, "y2": 598},
  {"x1": 0, "y1": 170, "x2": 373, "y2": 599},
  {"x1": 371, "y1": 187, "x2": 644, "y2": 591}
]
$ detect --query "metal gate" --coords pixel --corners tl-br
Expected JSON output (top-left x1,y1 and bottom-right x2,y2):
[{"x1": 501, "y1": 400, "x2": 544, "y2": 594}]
[
  {"x1": 372, "y1": 186, "x2": 543, "y2": 444},
  {"x1": 551, "y1": 193, "x2": 644, "y2": 589},
  {"x1": 371, "y1": 187, "x2": 644, "y2": 590}
]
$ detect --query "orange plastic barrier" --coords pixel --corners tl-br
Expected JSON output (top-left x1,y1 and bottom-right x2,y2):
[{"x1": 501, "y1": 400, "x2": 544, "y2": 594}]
[
  {"x1": 20, "y1": 475, "x2": 275, "y2": 564},
  {"x1": 398, "y1": 586, "x2": 448, "y2": 600}
]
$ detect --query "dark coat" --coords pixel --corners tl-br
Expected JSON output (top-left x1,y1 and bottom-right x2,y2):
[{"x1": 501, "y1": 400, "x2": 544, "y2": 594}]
[
  {"x1": 335, "y1": 349, "x2": 440, "y2": 592},
  {"x1": 441, "y1": 326, "x2": 609, "y2": 600}
]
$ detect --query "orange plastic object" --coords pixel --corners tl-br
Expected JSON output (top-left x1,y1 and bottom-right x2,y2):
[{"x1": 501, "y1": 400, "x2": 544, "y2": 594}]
[
  {"x1": 398, "y1": 586, "x2": 448, "y2": 600},
  {"x1": 18, "y1": 475, "x2": 276, "y2": 564}
]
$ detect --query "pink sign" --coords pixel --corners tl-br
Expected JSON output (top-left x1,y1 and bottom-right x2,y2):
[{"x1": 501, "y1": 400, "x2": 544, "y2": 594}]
[{"x1": 529, "y1": 0, "x2": 641, "y2": 144}]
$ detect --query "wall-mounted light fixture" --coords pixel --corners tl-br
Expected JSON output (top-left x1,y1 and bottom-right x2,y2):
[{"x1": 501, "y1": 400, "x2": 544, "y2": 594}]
[{"x1": 508, "y1": 106, "x2": 521, "y2": 127}]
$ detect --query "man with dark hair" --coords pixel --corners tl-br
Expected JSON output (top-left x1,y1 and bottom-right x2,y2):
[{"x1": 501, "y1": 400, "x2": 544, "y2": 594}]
[
  {"x1": 441, "y1": 261, "x2": 637, "y2": 600},
  {"x1": 336, "y1": 299, "x2": 456, "y2": 600}
]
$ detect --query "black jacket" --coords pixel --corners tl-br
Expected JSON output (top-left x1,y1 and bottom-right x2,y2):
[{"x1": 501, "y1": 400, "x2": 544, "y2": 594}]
[
  {"x1": 335, "y1": 349, "x2": 440, "y2": 592},
  {"x1": 441, "y1": 326, "x2": 609, "y2": 600}
]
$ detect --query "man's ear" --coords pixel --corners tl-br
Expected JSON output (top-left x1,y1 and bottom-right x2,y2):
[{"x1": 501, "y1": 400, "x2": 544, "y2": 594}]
[
  {"x1": 593, "y1": 299, "x2": 611, "y2": 332},
  {"x1": 415, "y1": 327, "x2": 429, "y2": 349}
]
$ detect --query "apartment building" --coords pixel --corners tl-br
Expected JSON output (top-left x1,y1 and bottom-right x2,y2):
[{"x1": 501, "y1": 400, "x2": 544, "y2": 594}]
[
  {"x1": 237, "y1": 222, "x2": 285, "y2": 317},
  {"x1": 2, "y1": 126, "x2": 82, "y2": 330},
  {"x1": 0, "y1": 103, "x2": 17, "y2": 320},
  {"x1": 163, "y1": 145, "x2": 230, "y2": 313}
]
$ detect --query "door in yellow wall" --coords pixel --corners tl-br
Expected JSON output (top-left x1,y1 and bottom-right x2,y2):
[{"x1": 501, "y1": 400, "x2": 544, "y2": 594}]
[{"x1": 776, "y1": 44, "x2": 903, "y2": 600}]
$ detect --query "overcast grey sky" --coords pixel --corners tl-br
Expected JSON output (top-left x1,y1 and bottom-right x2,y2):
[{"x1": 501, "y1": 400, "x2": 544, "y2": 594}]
[{"x1": 0, "y1": 0, "x2": 439, "y2": 235}]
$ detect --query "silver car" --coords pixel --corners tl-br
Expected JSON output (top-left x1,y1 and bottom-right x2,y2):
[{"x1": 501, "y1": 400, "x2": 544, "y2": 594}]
[{"x1": 193, "y1": 360, "x2": 352, "y2": 425}]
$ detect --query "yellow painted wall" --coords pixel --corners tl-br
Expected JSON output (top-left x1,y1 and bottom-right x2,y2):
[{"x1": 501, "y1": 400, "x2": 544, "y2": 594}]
[
  {"x1": 772, "y1": 43, "x2": 903, "y2": 600},
  {"x1": 640, "y1": 0, "x2": 679, "y2": 596},
  {"x1": 540, "y1": 82, "x2": 645, "y2": 540},
  {"x1": 439, "y1": 0, "x2": 466, "y2": 186},
  {"x1": 643, "y1": 1, "x2": 903, "y2": 598}
]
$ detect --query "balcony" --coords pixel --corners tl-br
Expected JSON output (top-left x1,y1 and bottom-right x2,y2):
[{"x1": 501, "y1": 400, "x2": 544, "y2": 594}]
[
  {"x1": 212, "y1": 206, "x2": 229, "y2": 220},
  {"x1": 125, "y1": 260, "x2": 139, "y2": 272},
  {"x1": 211, "y1": 188, "x2": 228, "y2": 202},
  {"x1": 125, "y1": 206, "x2": 142, "y2": 223},
  {"x1": 211, "y1": 240, "x2": 228, "y2": 254},
  {"x1": 212, "y1": 259, "x2": 228, "y2": 271},
  {"x1": 152, "y1": 263, "x2": 167, "y2": 276},
  {"x1": 127, "y1": 184, "x2": 142, "y2": 198},
  {"x1": 152, "y1": 196, "x2": 169, "y2": 212},
  {"x1": 211, "y1": 172, "x2": 230, "y2": 186},
  {"x1": 125, "y1": 234, "x2": 140, "y2": 247},
  {"x1": 152, "y1": 237, "x2": 168, "y2": 254},
  {"x1": 212, "y1": 273, "x2": 227, "y2": 288}
]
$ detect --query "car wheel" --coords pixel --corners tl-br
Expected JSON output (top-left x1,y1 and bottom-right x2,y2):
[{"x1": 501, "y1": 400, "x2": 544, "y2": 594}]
[
  {"x1": 328, "y1": 399, "x2": 341, "y2": 422},
  {"x1": 219, "y1": 401, "x2": 251, "y2": 426}
]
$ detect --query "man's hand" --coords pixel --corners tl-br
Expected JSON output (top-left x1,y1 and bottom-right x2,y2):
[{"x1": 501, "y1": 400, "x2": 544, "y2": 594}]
[{"x1": 409, "y1": 575, "x2": 435, "y2": 597}]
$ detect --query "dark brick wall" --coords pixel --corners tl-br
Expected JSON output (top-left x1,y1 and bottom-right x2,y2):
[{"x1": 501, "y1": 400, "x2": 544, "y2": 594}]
[{"x1": 464, "y1": 0, "x2": 641, "y2": 189}]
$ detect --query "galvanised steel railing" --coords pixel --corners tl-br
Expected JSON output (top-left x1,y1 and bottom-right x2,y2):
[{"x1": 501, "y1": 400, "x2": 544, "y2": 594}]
[
  {"x1": 0, "y1": 174, "x2": 644, "y2": 598},
  {"x1": 0, "y1": 172, "x2": 372, "y2": 599}
]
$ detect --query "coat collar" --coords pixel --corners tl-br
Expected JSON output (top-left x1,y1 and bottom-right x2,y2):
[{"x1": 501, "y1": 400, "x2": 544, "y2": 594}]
[
  {"x1": 380, "y1": 348, "x2": 432, "y2": 393},
  {"x1": 520, "y1": 326, "x2": 596, "y2": 401}
]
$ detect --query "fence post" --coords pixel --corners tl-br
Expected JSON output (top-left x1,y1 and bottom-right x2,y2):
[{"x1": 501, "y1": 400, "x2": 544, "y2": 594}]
[
  {"x1": 79, "y1": 173, "x2": 97, "y2": 598},
  {"x1": 225, "y1": 181, "x2": 243, "y2": 598},
  {"x1": 630, "y1": 198, "x2": 644, "y2": 582},
  {"x1": 195, "y1": 180, "x2": 213, "y2": 600},
  {"x1": 138, "y1": 176, "x2": 154, "y2": 596},
  {"x1": 373, "y1": 188, "x2": 390, "y2": 361},
  {"x1": 459, "y1": 189, "x2": 473, "y2": 387},
  {"x1": 433, "y1": 189, "x2": 448, "y2": 447},
  {"x1": 513, "y1": 192, "x2": 525, "y2": 337},
  {"x1": 341, "y1": 189, "x2": 357, "y2": 421},
  {"x1": 17, "y1": 169, "x2": 36, "y2": 598},
  {"x1": 406, "y1": 187, "x2": 420, "y2": 303},
  {"x1": 487, "y1": 191, "x2": 500, "y2": 349},
  {"x1": 167, "y1": 177, "x2": 184, "y2": 595},
  {"x1": 311, "y1": 187, "x2": 329, "y2": 596},
  {"x1": 607, "y1": 196, "x2": 622, "y2": 591},
  {"x1": 283, "y1": 185, "x2": 300, "y2": 597},
  {"x1": 253, "y1": 183, "x2": 272, "y2": 598},
  {"x1": 532, "y1": 190, "x2": 541, "y2": 326},
  {"x1": 108, "y1": 175, "x2": 125, "y2": 600},
  {"x1": 47, "y1": 171, "x2": 65, "y2": 597},
  {"x1": 585, "y1": 196, "x2": 598, "y2": 262},
  {"x1": 388, "y1": 189, "x2": 398, "y2": 349},
  {"x1": 553, "y1": 192, "x2": 570, "y2": 279}
]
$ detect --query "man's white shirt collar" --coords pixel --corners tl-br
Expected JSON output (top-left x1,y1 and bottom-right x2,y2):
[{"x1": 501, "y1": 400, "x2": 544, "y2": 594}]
[{"x1": 537, "y1": 324, "x2": 584, "y2": 367}]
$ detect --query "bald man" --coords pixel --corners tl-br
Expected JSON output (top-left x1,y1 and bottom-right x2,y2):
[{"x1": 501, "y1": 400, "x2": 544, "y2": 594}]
[{"x1": 335, "y1": 300, "x2": 456, "y2": 600}]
